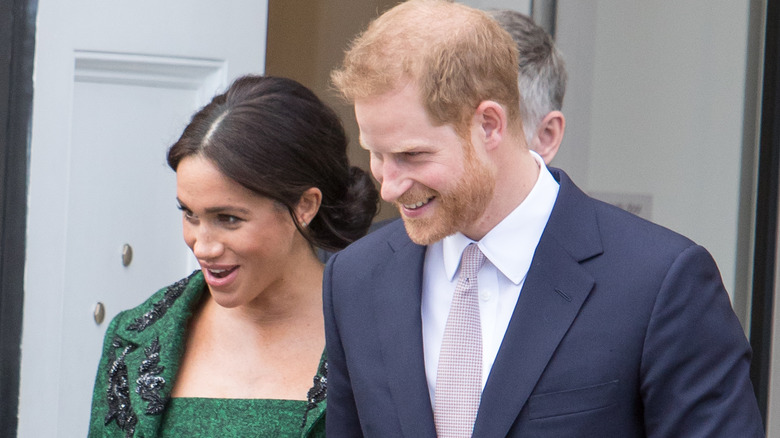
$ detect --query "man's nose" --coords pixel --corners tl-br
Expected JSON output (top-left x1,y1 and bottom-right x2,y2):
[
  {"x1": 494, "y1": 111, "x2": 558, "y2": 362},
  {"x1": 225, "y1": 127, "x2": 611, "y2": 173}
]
[{"x1": 376, "y1": 159, "x2": 411, "y2": 203}]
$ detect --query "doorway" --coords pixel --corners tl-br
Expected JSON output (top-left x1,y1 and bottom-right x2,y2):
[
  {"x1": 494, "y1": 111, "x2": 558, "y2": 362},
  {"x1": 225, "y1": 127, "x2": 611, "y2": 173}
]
[{"x1": 0, "y1": 0, "x2": 36, "y2": 435}]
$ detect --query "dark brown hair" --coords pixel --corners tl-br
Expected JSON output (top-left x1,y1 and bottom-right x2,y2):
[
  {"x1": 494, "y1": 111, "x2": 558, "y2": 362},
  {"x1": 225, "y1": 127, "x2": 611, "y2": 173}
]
[{"x1": 168, "y1": 75, "x2": 378, "y2": 251}]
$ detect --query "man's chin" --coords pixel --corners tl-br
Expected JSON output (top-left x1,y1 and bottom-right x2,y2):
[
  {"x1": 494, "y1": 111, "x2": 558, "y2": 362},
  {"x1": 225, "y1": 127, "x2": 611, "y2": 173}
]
[{"x1": 401, "y1": 216, "x2": 453, "y2": 246}]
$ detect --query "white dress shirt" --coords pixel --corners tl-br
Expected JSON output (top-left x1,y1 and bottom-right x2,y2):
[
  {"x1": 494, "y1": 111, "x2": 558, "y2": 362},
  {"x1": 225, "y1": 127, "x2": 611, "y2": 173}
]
[{"x1": 422, "y1": 151, "x2": 560, "y2": 405}]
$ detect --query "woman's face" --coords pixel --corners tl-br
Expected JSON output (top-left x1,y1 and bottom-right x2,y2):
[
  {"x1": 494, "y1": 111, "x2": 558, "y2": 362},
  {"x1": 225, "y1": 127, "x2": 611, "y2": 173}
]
[{"x1": 176, "y1": 155, "x2": 300, "y2": 308}]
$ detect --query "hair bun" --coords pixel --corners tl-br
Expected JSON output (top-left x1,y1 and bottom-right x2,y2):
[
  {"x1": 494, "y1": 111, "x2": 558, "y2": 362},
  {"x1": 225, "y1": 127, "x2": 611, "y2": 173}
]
[{"x1": 309, "y1": 166, "x2": 379, "y2": 251}]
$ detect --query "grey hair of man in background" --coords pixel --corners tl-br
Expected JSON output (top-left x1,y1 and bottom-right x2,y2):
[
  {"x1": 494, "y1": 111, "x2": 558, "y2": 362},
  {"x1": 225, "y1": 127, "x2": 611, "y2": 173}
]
[{"x1": 487, "y1": 9, "x2": 568, "y2": 164}]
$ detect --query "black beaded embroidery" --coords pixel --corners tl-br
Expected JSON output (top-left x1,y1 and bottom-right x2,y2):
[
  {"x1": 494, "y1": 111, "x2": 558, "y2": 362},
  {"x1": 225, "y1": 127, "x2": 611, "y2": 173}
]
[
  {"x1": 105, "y1": 337, "x2": 138, "y2": 437},
  {"x1": 126, "y1": 273, "x2": 194, "y2": 332},
  {"x1": 301, "y1": 360, "x2": 328, "y2": 428},
  {"x1": 136, "y1": 337, "x2": 167, "y2": 415}
]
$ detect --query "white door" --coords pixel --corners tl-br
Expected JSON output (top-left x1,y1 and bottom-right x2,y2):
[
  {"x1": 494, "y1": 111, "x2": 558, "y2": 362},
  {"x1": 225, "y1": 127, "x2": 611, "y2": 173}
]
[{"x1": 19, "y1": 1, "x2": 268, "y2": 436}]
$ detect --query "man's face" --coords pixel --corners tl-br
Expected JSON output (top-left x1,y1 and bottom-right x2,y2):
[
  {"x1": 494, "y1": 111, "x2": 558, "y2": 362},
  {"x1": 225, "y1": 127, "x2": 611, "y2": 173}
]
[{"x1": 355, "y1": 83, "x2": 495, "y2": 245}]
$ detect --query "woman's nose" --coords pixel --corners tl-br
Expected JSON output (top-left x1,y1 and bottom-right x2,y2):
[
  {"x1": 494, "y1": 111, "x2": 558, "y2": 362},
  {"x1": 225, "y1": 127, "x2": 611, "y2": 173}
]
[{"x1": 191, "y1": 226, "x2": 224, "y2": 260}]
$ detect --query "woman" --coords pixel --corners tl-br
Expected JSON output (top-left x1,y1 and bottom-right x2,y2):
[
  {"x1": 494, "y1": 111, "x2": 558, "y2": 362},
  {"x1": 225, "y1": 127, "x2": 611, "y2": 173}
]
[{"x1": 88, "y1": 75, "x2": 378, "y2": 437}]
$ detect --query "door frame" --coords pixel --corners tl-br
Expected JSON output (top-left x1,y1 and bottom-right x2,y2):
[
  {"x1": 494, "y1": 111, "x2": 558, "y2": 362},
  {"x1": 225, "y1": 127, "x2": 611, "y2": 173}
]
[
  {"x1": 751, "y1": 0, "x2": 780, "y2": 426},
  {"x1": 0, "y1": 0, "x2": 36, "y2": 435}
]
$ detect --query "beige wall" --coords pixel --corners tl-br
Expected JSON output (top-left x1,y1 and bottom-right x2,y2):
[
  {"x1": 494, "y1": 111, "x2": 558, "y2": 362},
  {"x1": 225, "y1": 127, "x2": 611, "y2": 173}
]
[
  {"x1": 554, "y1": 0, "x2": 755, "y2": 324},
  {"x1": 266, "y1": 0, "x2": 402, "y2": 222}
]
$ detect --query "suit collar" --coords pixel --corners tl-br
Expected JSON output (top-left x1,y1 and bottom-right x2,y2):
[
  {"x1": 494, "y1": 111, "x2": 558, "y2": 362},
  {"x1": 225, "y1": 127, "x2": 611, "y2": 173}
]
[{"x1": 543, "y1": 167, "x2": 604, "y2": 263}]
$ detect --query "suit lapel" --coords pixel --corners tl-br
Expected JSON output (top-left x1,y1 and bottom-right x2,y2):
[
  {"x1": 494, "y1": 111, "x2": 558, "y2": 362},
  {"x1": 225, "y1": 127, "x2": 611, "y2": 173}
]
[
  {"x1": 373, "y1": 225, "x2": 438, "y2": 437},
  {"x1": 473, "y1": 169, "x2": 602, "y2": 436}
]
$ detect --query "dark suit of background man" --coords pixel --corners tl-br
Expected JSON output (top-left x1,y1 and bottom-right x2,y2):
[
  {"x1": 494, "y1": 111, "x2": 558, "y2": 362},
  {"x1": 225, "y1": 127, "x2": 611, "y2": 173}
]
[{"x1": 324, "y1": 0, "x2": 765, "y2": 436}]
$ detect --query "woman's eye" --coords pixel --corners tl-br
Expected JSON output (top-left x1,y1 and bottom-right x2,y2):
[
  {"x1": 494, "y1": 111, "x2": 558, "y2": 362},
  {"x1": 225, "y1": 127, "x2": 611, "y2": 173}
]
[
  {"x1": 177, "y1": 204, "x2": 198, "y2": 221},
  {"x1": 218, "y1": 215, "x2": 242, "y2": 225}
]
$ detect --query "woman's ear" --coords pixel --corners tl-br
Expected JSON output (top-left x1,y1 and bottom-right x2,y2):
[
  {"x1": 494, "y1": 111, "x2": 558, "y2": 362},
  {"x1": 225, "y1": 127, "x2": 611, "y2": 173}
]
[
  {"x1": 532, "y1": 110, "x2": 565, "y2": 164},
  {"x1": 295, "y1": 187, "x2": 322, "y2": 226}
]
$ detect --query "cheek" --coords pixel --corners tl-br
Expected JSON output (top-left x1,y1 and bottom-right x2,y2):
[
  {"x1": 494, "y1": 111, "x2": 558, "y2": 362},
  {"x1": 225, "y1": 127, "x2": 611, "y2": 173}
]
[
  {"x1": 241, "y1": 222, "x2": 291, "y2": 255},
  {"x1": 420, "y1": 164, "x2": 458, "y2": 193}
]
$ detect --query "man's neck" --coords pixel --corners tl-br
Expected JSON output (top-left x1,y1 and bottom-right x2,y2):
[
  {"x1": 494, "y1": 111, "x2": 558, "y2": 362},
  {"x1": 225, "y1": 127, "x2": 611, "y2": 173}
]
[{"x1": 461, "y1": 148, "x2": 541, "y2": 241}]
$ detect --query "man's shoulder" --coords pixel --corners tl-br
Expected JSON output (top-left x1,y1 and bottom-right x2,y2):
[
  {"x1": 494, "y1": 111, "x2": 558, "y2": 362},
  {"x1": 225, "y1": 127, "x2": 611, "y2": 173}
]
[
  {"x1": 343, "y1": 217, "x2": 409, "y2": 253},
  {"x1": 328, "y1": 218, "x2": 422, "y2": 273},
  {"x1": 551, "y1": 167, "x2": 695, "y2": 252},
  {"x1": 317, "y1": 218, "x2": 408, "y2": 264},
  {"x1": 589, "y1": 195, "x2": 695, "y2": 252}
]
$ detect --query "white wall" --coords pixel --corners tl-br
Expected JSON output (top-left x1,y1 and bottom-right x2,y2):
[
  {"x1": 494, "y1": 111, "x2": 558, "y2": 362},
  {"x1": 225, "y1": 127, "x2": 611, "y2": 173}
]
[{"x1": 460, "y1": 0, "x2": 531, "y2": 13}]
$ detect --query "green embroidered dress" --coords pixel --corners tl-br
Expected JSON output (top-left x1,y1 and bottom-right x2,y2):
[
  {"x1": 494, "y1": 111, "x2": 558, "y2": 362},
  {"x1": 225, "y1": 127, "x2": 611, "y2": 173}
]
[
  {"x1": 88, "y1": 271, "x2": 326, "y2": 437},
  {"x1": 159, "y1": 398, "x2": 308, "y2": 436}
]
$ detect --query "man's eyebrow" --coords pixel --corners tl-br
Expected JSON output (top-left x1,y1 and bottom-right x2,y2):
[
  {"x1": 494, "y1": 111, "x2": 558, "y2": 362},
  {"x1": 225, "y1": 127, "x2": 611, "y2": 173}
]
[{"x1": 358, "y1": 138, "x2": 428, "y2": 154}]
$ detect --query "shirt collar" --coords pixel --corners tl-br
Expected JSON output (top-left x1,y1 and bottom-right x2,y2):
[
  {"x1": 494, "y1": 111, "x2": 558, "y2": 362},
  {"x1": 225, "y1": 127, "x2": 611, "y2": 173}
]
[{"x1": 441, "y1": 151, "x2": 559, "y2": 283}]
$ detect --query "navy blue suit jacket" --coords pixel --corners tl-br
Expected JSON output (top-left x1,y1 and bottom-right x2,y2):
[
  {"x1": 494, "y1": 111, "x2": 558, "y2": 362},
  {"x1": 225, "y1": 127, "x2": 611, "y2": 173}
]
[{"x1": 323, "y1": 168, "x2": 764, "y2": 437}]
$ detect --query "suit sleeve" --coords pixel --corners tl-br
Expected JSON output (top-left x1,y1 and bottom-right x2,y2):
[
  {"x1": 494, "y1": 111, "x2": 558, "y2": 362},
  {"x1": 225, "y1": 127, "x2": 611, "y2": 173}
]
[
  {"x1": 323, "y1": 252, "x2": 364, "y2": 437},
  {"x1": 640, "y1": 244, "x2": 764, "y2": 437}
]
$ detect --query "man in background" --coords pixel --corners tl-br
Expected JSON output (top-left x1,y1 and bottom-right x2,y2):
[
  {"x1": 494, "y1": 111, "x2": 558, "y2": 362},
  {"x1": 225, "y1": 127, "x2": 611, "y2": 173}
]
[{"x1": 489, "y1": 9, "x2": 566, "y2": 165}]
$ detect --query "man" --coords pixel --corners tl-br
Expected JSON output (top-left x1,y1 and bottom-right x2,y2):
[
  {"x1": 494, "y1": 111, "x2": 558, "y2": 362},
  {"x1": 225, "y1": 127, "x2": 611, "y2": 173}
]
[
  {"x1": 324, "y1": 1, "x2": 764, "y2": 436},
  {"x1": 488, "y1": 9, "x2": 567, "y2": 165}
]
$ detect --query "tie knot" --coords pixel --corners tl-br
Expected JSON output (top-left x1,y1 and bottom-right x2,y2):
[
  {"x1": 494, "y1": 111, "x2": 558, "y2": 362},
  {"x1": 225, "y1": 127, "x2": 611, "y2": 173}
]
[{"x1": 459, "y1": 243, "x2": 486, "y2": 281}]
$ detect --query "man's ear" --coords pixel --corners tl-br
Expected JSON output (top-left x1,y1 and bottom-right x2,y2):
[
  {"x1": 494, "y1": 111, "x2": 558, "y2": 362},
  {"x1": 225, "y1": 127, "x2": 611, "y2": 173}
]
[
  {"x1": 295, "y1": 187, "x2": 322, "y2": 226},
  {"x1": 474, "y1": 100, "x2": 507, "y2": 152},
  {"x1": 533, "y1": 110, "x2": 565, "y2": 164}
]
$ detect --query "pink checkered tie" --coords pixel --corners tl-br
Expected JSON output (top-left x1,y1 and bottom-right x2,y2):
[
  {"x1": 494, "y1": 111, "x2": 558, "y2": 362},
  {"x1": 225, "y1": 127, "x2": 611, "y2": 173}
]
[{"x1": 434, "y1": 243, "x2": 486, "y2": 438}]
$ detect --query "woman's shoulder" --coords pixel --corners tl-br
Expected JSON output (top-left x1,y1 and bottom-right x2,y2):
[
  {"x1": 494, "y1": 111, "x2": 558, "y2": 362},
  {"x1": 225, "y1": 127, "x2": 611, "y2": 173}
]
[
  {"x1": 89, "y1": 270, "x2": 206, "y2": 437},
  {"x1": 108, "y1": 270, "x2": 205, "y2": 336}
]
